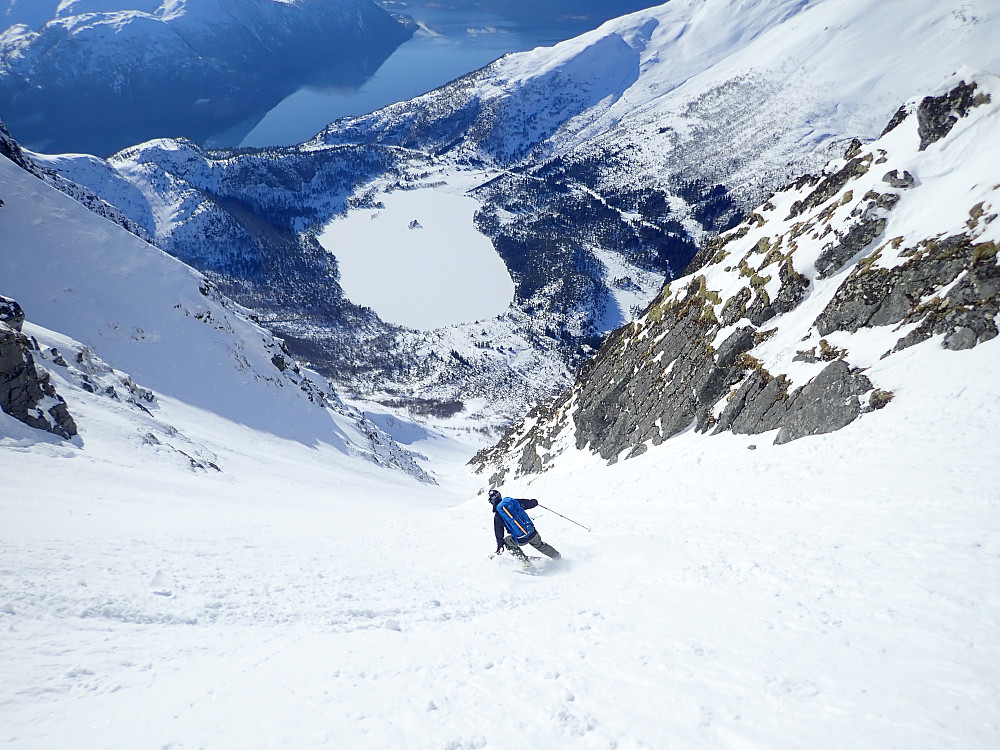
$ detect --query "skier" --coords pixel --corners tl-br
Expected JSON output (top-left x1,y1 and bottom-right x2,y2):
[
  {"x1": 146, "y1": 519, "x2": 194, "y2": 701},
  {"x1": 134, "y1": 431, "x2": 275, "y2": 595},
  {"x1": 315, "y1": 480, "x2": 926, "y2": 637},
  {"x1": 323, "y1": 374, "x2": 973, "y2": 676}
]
[{"x1": 489, "y1": 488, "x2": 561, "y2": 563}]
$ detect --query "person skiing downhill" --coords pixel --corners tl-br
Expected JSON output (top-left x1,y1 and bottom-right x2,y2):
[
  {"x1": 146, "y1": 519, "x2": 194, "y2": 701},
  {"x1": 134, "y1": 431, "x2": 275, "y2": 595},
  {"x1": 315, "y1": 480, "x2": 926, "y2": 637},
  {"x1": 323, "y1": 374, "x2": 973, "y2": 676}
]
[{"x1": 489, "y1": 489, "x2": 561, "y2": 562}]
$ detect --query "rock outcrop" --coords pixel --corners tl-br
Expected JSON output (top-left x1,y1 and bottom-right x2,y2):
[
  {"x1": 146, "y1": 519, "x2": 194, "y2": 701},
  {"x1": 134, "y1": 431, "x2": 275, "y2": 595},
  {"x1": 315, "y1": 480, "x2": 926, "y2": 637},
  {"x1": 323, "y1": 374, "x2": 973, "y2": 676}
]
[
  {"x1": 0, "y1": 296, "x2": 77, "y2": 439},
  {"x1": 471, "y1": 79, "x2": 1000, "y2": 484}
]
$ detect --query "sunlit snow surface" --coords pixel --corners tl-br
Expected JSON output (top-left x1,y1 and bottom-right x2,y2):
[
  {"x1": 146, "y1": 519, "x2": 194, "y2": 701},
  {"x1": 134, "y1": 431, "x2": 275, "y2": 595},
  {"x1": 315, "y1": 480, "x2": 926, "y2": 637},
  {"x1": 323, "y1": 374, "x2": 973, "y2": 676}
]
[
  {"x1": 318, "y1": 167, "x2": 514, "y2": 330},
  {"x1": 2, "y1": 336, "x2": 999, "y2": 749}
]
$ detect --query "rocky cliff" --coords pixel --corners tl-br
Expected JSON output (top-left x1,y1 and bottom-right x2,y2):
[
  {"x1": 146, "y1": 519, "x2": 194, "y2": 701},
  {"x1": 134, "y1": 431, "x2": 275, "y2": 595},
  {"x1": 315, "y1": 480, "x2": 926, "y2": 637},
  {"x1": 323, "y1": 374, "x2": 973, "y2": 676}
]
[
  {"x1": 471, "y1": 78, "x2": 1000, "y2": 483},
  {"x1": 0, "y1": 296, "x2": 77, "y2": 439}
]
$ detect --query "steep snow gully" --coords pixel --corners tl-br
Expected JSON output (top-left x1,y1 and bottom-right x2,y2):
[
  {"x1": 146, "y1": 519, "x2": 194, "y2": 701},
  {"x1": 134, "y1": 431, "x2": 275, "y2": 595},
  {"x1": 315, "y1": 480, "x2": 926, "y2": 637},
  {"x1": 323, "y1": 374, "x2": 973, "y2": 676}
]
[{"x1": 4, "y1": 353, "x2": 999, "y2": 749}]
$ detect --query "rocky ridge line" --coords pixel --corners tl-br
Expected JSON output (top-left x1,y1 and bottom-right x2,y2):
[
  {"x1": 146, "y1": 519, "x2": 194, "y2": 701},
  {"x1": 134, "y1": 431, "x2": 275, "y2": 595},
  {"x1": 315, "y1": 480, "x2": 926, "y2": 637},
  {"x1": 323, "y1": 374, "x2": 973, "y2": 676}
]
[
  {"x1": 471, "y1": 80, "x2": 999, "y2": 484},
  {"x1": 0, "y1": 296, "x2": 77, "y2": 440}
]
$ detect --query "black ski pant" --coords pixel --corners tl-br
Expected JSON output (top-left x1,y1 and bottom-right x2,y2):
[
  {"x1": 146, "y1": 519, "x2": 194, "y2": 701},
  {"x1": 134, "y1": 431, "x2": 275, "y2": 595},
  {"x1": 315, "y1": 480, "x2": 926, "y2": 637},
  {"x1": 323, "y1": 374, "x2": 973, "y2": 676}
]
[{"x1": 504, "y1": 532, "x2": 561, "y2": 560}]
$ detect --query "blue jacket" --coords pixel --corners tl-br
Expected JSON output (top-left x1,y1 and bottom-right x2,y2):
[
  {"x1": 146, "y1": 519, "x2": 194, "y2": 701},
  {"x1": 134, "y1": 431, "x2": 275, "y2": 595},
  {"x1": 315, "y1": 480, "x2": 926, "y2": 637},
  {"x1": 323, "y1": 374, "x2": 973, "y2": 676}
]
[{"x1": 492, "y1": 497, "x2": 538, "y2": 547}]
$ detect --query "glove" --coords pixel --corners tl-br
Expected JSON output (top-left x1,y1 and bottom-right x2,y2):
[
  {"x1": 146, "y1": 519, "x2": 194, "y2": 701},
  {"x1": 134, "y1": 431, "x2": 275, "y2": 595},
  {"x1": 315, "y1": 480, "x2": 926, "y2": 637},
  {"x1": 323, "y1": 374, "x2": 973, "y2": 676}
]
[{"x1": 495, "y1": 545, "x2": 504, "y2": 555}]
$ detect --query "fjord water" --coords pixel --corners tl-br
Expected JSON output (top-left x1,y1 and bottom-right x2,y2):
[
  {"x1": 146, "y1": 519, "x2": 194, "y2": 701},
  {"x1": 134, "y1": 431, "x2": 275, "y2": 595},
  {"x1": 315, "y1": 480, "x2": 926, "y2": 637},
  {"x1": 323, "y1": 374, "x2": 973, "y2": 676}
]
[{"x1": 233, "y1": 7, "x2": 596, "y2": 148}]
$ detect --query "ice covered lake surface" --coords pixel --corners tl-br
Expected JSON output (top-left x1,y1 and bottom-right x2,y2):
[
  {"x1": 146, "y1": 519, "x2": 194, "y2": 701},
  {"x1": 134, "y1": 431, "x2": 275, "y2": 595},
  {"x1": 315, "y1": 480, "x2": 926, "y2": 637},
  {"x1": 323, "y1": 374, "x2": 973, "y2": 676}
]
[
  {"x1": 317, "y1": 167, "x2": 514, "y2": 330},
  {"x1": 235, "y1": 7, "x2": 595, "y2": 148}
]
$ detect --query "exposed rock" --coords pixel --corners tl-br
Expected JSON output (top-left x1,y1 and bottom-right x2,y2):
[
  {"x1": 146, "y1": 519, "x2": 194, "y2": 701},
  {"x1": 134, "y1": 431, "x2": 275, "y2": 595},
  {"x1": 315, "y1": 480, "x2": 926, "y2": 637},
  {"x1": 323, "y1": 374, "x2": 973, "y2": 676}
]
[
  {"x1": 773, "y1": 361, "x2": 872, "y2": 444},
  {"x1": 815, "y1": 234, "x2": 1000, "y2": 353},
  {"x1": 566, "y1": 279, "x2": 751, "y2": 463},
  {"x1": 916, "y1": 81, "x2": 991, "y2": 151},
  {"x1": 714, "y1": 367, "x2": 789, "y2": 435},
  {"x1": 942, "y1": 327, "x2": 979, "y2": 351},
  {"x1": 868, "y1": 389, "x2": 895, "y2": 410},
  {"x1": 0, "y1": 302, "x2": 78, "y2": 439},
  {"x1": 882, "y1": 169, "x2": 915, "y2": 189},
  {"x1": 716, "y1": 326, "x2": 756, "y2": 368},
  {"x1": 843, "y1": 139, "x2": 863, "y2": 159},
  {"x1": 867, "y1": 191, "x2": 901, "y2": 211},
  {"x1": 745, "y1": 290, "x2": 776, "y2": 326},
  {"x1": 720, "y1": 287, "x2": 752, "y2": 326},
  {"x1": 0, "y1": 295, "x2": 26, "y2": 332},
  {"x1": 716, "y1": 359, "x2": 870, "y2": 445},
  {"x1": 786, "y1": 156, "x2": 871, "y2": 220},
  {"x1": 772, "y1": 260, "x2": 811, "y2": 314},
  {"x1": 815, "y1": 216, "x2": 887, "y2": 279},
  {"x1": 744, "y1": 260, "x2": 810, "y2": 326},
  {"x1": 880, "y1": 105, "x2": 910, "y2": 137},
  {"x1": 571, "y1": 317, "x2": 703, "y2": 460},
  {"x1": 271, "y1": 354, "x2": 290, "y2": 372},
  {"x1": 0, "y1": 122, "x2": 34, "y2": 172}
]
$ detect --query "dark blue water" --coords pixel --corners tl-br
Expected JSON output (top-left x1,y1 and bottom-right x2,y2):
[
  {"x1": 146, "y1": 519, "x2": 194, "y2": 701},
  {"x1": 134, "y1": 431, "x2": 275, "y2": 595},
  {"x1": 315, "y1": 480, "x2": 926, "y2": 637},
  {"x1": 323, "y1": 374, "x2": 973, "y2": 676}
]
[{"x1": 232, "y1": 8, "x2": 596, "y2": 149}]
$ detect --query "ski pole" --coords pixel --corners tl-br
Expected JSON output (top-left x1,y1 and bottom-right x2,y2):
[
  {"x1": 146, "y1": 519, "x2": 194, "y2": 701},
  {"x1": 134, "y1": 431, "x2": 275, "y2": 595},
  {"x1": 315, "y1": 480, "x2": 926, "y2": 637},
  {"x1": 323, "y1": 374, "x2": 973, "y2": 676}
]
[{"x1": 537, "y1": 504, "x2": 591, "y2": 532}]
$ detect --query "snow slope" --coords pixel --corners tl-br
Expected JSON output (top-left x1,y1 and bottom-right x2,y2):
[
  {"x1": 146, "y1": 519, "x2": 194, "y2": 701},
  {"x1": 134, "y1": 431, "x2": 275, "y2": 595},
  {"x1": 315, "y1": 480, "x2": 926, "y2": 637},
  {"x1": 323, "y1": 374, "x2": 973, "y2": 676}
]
[
  {"x1": 0, "y1": 154, "x2": 430, "y2": 479},
  {"x1": 2, "y1": 282, "x2": 998, "y2": 749}
]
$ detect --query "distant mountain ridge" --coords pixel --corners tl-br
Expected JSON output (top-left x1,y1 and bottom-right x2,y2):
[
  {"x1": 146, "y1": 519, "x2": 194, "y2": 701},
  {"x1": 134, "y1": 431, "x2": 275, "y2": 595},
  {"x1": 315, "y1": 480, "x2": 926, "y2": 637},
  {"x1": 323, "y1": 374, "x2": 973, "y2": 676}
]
[{"x1": 0, "y1": 0, "x2": 414, "y2": 154}]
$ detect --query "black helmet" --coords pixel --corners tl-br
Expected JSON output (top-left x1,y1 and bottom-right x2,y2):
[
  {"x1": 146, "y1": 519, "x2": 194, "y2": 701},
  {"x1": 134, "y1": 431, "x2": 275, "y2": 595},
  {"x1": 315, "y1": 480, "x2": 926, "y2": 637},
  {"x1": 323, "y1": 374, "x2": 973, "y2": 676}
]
[{"x1": 488, "y1": 489, "x2": 501, "y2": 505}]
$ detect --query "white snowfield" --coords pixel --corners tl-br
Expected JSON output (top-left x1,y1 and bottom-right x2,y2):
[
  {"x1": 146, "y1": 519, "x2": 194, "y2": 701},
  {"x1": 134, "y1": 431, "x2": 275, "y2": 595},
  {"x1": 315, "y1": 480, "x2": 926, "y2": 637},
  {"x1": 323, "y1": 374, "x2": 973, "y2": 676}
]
[
  {"x1": 2, "y1": 323, "x2": 998, "y2": 748},
  {"x1": 1, "y1": 2, "x2": 999, "y2": 748},
  {"x1": 318, "y1": 167, "x2": 515, "y2": 330},
  {"x1": 490, "y1": 0, "x2": 1000, "y2": 170}
]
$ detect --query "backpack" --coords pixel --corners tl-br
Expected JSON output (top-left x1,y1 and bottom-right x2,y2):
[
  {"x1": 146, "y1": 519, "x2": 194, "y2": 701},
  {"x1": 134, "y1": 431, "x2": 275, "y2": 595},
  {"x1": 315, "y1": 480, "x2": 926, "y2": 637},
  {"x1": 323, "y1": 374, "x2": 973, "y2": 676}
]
[{"x1": 497, "y1": 497, "x2": 536, "y2": 543}]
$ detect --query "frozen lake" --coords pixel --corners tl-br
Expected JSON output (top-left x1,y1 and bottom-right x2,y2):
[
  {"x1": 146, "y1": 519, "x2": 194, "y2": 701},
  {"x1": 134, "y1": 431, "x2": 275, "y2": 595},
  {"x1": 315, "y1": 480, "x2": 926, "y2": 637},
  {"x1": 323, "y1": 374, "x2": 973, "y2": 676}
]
[{"x1": 317, "y1": 169, "x2": 514, "y2": 330}]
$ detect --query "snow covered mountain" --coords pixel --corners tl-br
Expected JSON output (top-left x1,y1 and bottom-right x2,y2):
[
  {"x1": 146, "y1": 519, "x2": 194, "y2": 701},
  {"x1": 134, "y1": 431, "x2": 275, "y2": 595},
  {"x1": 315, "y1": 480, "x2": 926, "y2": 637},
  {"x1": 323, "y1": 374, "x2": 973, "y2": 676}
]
[
  {"x1": 0, "y1": 142, "x2": 432, "y2": 482},
  {"x1": 472, "y1": 74, "x2": 1000, "y2": 481},
  {"x1": 2, "y1": 6, "x2": 999, "y2": 749},
  {"x1": 40, "y1": 0, "x2": 999, "y2": 438},
  {"x1": 0, "y1": 119, "x2": 153, "y2": 240},
  {"x1": 0, "y1": 0, "x2": 414, "y2": 154},
  {"x1": 317, "y1": 0, "x2": 999, "y2": 218},
  {"x1": 447, "y1": 0, "x2": 658, "y2": 25}
]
